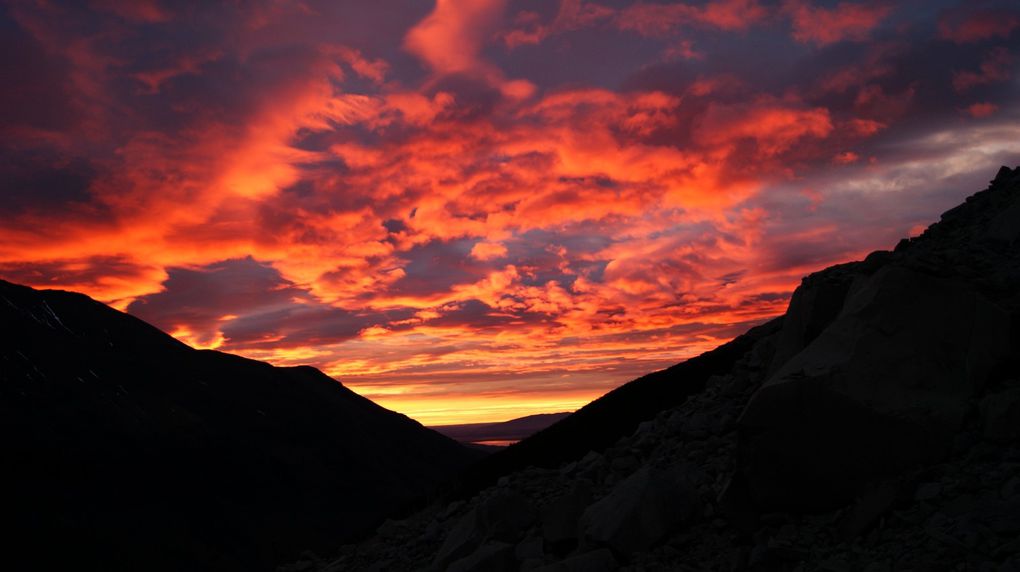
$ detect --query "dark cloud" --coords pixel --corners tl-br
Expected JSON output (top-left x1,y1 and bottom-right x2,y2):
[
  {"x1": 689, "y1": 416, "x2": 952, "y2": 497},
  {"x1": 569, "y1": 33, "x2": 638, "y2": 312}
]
[
  {"x1": 0, "y1": 150, "x2": 98, "y2": 214},
  {"x1": 127, "y1": 257, "x2": 395, "y2": 348},
  {"x1": 389, "y1": 239, "x2": 487, "y2": 296},
  {"x1": 0, "y1": 8, "x2": 79, "y2": 132},
  {"x1": 127, "y1": 257, "x2": 304, "y2": 336}
]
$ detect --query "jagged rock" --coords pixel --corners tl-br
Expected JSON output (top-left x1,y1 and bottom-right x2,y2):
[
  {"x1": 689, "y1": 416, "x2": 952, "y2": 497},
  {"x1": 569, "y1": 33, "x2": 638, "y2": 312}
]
[
  {"x1": 768, "y1": 268, "x2": 856, "y2": 375},
  {"x1": 580, "y1": 465, "x2": 700, "y2": 554},
  {"x1": 434, "y1": 507, "x2": 483, "y2": 568},
  {"x1": 983, "y1": 167, "x2": 1020, "y2": 244},
  {"x1": 360, "y1": 559, "x2": 395, "y2": 572},
  {"x1": 610, "y1": 455, "x2": 639, "y2": 473},
  {"x1": 836, "y1": 480, "x2": 902, "y2": 539},
  {"x1": 442, "y1": 500, "x2": 466, "y2": 520},
  {"x1": 434, "y1": 491, "x2": 538, "y2": 568},
  {"x1": 717, "y1": 473, "x2": 759, "y2": 534},
  {"x1": 447, "y1": 541, "x2": 515, "y2": 572},
  {"x1": 914, "y1": 482, "x2": 942, "y2": 502},
  {"x1": 1002, "y1": 477, "x2": 1020, "y2": 500},
  {"x1": 983, "y1": 197, "x2": 1020, "y2": 244},
  {"x1": 740, "y1": 265, "x2": 1013, "y2": 510},
  {"x1": 515, "y1": 536, "x2": 544, "y2": 561},
  {"x1": 532, "y1": 548, "x2": 618, "y2": 572},
  {"x1": 376, "y1": 518, "x2": 406, "y2": 539},
  {"x1": 542, "y1": 481, "x2": 592, "y2": 548},
  {"x1": 520, "y1": 557, "x2": 546, "y2": 571},
  {"x1": 980, "y1": 387, "x2": 1020, "y2": 442},
  {"x1": 478, "y1": 490, "x2": 537, "y2": 541}
]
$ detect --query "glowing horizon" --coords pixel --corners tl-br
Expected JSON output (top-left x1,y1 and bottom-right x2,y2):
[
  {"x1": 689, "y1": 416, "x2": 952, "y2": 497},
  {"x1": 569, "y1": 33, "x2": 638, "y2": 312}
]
[{"x1": 2, "y1": 0, "x2": 1019, "y2": 424}]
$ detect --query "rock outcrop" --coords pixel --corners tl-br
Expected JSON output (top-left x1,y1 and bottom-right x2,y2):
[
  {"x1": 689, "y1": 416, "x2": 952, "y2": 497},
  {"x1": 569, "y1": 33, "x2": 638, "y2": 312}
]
[{"x1": 310, "y1": 166, "x2": 1020, "y2": 571}]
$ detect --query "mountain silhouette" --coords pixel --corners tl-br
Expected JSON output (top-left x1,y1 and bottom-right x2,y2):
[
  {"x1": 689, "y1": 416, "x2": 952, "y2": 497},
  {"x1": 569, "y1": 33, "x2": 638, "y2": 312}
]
[
  {"x1": 431, "y1": 412, "x2": 573, "y2": 445},
  {"x1": 0, "y1": 280, "x2": 480, "y2": 571},
  {"x1": 319, "y1": 165, "x2": 1020, "y2": 571}
]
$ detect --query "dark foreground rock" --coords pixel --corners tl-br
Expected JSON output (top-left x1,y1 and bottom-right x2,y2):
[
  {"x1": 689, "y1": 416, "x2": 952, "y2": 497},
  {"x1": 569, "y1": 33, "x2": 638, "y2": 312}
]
[
  {"x1": 0, "y1": 280, "x2": 480, "y2": 572},
  {"x1": 309, "y1": 166, "x2": 1020, "y2": 571}
]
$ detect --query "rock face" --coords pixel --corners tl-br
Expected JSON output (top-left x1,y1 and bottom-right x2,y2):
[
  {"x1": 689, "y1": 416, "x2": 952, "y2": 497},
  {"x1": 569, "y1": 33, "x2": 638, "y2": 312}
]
[
  {"x1": 314, "y1": 166, "x2": 1020, "y2": 571},
  {"x1": 739, "y1": 166, "x2": 1020, "y2": 512},
  {"x1": 580, "y1": 465, "x2": 700, "y2": 554},
  {"x1": 741, "y1": 264, "x2": 1013, "y2": 510},
  {"x1": 0, "y1": 280, "x2": 480, "y2": 572}
]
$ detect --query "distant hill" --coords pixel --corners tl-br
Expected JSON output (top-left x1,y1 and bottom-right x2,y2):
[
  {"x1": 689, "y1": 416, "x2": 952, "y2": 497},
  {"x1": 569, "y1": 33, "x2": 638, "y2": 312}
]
[
  {"x1": 0, "y1": 280, "x2": 480, "y2": 571},
  {"x1": 431, "y1": 412, "x2": 572, "y2": 445}
]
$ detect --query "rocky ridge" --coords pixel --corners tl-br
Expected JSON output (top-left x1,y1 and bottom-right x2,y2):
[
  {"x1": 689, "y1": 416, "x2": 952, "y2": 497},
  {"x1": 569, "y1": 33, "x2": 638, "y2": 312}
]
[
  {"x1": 301, "y1": 166, "x2": 1020, "y2": 572},
  {"x1": 0, "y1": 278, "x2": 480, "y2": 571}
]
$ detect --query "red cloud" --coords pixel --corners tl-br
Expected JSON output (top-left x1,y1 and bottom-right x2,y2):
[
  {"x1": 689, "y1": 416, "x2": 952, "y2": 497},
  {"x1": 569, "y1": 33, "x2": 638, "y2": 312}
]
[
  {"x1": 833, "y1": 151, "x2": 860, "y2": 164},
  {"x1": 783, "y1": 0, "x2": 892, "y2": 46},
  {"x1": 965, "y1": 102, "x2": 998, "y2": 118},
  {"x1": 90, "y1": 0, "x2": 170, "y2": 23},
  {"x1": 953, "y1": 47, "x2": 1013, "y2": 92},
  {"x1": 938, "y1": 7, "x2": 1020, "y2": 43},
  {"x1": 617, "y1": 0, "x2": 768, "y2": 36},
  {"x1": 695, "y1": 101, "x2": 834, "y2": 157},
  {"x1": 502, "y1": 0, "x2": 615, "y2": 48}
]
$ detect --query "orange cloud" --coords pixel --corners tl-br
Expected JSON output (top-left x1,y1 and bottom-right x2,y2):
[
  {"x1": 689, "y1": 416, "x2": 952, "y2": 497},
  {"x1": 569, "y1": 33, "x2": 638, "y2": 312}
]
[
  {"x1": 470, "y1": 241, "x2": 508, "y2": 260},
  {"x1": 405, "y1": 0, "x2": 507, "y2": 76},
  {"x1": 694, "y1": 101, "x2": 834, "y2": 157}
]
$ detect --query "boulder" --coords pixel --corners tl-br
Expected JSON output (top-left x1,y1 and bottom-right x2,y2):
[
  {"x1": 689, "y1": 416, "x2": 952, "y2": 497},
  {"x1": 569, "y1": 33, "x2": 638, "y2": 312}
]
[
  {"x1": 532, "y1": 548, "x2": 618, "y2": 572},
  {"x1": 434, "y1": 491, "x2": 538, "y2": 568},
  {"x1": 580, "y1": 465, "x2": 700, "y2": 555},
  {"x1": 983, "y1": 167, "x2": 1020, "y2": 244},
  {"x1": 768, "y1": 268, "x2": 857, "y2": 375},
  {"x1": 739, "y1": 265, "x2": 1012, "y2": 511},
  {"x1": 542, "y1": 482, "x2": 592, "y2": 548},
  {"x1": 478, "y1": 490, "x2": 537, "y2": 541},
  {"x1": 434, "y1": 507, "x2": 483, "y2": 568},
  {"x1": 836, "y1": 479, "x2": 903, "y2": 539},
  {"x1": 515, "y1": 536, "x2": 544, "y2": 561},
  {"x1": 983, "y1": 197, "x2": 1020, "y2": 244},
  {"x1": 447, "y1": 541, "x2": 516, "y2": 572},
  {"x1": 980, "y1": 387, "x2": 1020, "y2": 442}
]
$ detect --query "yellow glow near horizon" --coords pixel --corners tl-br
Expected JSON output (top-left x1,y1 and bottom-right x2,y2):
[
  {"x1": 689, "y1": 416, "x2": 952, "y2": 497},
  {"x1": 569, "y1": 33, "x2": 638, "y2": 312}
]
[{"x1": 344, "y1": 386, "x2": 593, "y2": 426}]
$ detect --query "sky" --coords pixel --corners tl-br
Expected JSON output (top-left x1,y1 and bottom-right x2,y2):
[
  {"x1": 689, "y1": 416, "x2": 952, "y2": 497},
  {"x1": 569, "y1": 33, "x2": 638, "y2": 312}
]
[{"x1": 1, "y1": 0, "x2": 1019, "y2": 425}]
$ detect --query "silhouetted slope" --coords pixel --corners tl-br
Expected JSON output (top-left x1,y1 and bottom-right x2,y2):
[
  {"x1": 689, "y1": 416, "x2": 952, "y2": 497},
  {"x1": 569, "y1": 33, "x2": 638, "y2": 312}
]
[
  {"x1": 447, "y1": 316, "x2": 781, "y2": 497},
  {"x1": 431, "y1": 412, "x2": 572, "y2": 443},
  {"x1": 738, "y1": 164, "x2": 1020, "y2": 512},
  {"x1": 0, "y1": 281, "x2": 478, "y2": 572},
  {"x1": 322, "y1": 165, "x2": 1020, "y2": 571}
]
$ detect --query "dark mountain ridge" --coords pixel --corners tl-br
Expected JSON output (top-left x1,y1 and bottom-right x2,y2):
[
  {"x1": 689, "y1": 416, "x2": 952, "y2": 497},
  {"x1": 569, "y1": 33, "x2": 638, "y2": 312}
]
[
  {"x1": 431, "y1": 412, "x2": 572, "y2": 444},
  {"x1": 319, "y1": 165, "x2": 1020, "y2": 571},
  {"x1": 0, "y1": 280, "x2": 479, "y2": 571}
]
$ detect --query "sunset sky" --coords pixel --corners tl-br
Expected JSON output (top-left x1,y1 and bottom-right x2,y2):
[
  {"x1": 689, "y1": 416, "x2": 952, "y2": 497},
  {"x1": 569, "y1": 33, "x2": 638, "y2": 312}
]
[{"x1": 2, "y1": 0, "x2": 1018, "y2": 424}]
